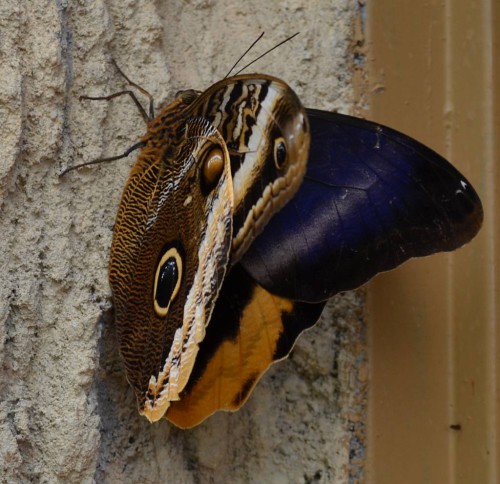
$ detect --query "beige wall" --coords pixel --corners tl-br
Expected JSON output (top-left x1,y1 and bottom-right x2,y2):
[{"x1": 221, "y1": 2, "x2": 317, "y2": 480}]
[{"x1": 0, "y1": 1, "x2": 367, "y2": 482}]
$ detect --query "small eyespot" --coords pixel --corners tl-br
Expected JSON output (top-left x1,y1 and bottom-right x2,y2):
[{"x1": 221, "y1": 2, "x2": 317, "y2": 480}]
[
  {"x1": 273, "y1": 137, "x2": 287, "y2": 170},
  {"x1": 202, "y1": 148, "x2": 224, "y2": 190},
  {"x1": 153, "y1": 247, "x2": 183, "y2": 318}
]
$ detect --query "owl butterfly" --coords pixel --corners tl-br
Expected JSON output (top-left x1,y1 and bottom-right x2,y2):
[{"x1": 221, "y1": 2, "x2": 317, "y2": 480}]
[{"x1": 105, "y1": 73, "x2": 483, "y2": 428}]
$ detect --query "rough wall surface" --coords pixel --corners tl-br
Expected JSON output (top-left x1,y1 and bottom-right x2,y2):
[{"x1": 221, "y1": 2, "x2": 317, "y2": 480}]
[{"x1": 0, "y1": 1, "x2": 366, "y2": 482}]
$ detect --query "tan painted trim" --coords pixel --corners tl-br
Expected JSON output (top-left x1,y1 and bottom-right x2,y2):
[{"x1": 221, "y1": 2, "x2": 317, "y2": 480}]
[{"x1": 366, "y1": 1, "x2": 498, "y2": 482}]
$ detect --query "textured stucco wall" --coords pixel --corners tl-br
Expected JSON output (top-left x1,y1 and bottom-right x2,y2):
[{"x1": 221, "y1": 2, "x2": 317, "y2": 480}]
[{"x1": 0, "y1": 1, "x2": 367, "y2": 482}]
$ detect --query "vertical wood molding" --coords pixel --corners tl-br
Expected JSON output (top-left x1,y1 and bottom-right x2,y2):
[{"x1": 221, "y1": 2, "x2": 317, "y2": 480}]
[{"x1": 366, "y1": 0, "x2": 498, "y2": 482}]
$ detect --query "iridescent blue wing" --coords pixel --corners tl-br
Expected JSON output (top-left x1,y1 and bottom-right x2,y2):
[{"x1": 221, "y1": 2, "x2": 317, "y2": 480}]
[{"x1": 240, "y1": 109, "x2": 483, "y2": 302}]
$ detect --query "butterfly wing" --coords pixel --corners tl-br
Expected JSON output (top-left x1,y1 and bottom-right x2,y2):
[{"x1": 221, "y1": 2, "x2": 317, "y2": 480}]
[
  {"x1": 111, "y1": 76, "x2": 310, "y2": 423},
  {"x1": 240, "y1": 109, "x2": 483, "y2": 302},
  {"x1": 110, "y1": 112, "x2": 234, "y2": 422}
]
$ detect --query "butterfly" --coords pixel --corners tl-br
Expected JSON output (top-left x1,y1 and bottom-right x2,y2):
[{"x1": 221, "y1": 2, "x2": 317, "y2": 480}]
[{"x1": 98, "y1": 73, "x2": 483, "y2": 428}]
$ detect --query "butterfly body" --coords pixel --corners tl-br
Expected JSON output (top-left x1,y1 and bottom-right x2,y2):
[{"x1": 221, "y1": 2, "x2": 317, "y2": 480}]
[{"x1": 108, "y1": 74, "x2": 482, "y2": 427}]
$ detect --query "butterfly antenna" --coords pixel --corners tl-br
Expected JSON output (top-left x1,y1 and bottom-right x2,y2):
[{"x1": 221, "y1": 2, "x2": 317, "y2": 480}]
[
  {"x1": 224, "y1": 32, "x2": 265, "y2": 79},
  {"x1": 233, "y1": 32, "x2": 300, "y2": 76}
]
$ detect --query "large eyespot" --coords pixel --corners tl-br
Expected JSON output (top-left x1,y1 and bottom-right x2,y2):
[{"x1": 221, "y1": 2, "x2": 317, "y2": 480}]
[
  {"x1": 273, "y1": 137, "x2": 287, "y2": 170},
  {"x1": 202, "y1": 147, "x2": 224, "y2": 191},
  {"x1": 153, "y1": 247, "x2": 183, "y2": 318}
]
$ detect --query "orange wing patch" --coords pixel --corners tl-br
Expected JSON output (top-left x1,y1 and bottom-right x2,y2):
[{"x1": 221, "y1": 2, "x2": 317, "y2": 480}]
[{"x1": 166, "y1": 265, "x2": 325, "y2": 428}]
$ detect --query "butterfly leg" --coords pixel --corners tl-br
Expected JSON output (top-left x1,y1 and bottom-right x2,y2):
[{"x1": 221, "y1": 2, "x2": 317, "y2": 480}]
[
  {"x1": 59, "y1": 140, "x2": 145, "y2": 176},
  {"x1": 111, "y1": 59, "x2": 155, "y2": 120},
  {"x1": 80, "y1": 90, "x2": 150, "y2": 124}
]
